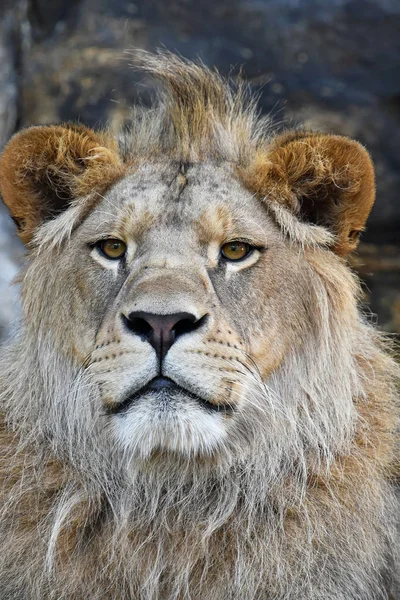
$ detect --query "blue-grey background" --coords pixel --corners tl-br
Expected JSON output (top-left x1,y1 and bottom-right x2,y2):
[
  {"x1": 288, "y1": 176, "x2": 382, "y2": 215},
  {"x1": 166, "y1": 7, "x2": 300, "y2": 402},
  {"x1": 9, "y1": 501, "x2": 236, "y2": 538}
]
[{"x1": 0, "y1": 0, "x2": 399, "y2": 338}]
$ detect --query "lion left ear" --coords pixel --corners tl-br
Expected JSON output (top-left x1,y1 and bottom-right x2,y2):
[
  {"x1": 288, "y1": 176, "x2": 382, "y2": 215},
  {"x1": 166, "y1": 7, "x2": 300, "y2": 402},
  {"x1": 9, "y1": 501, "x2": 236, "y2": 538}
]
[
  {"x1": 244, "y1": 131, "x2": 375, "y2": 256},
  {"x1": 0, "y1": 124, "x2": 125, "y2": 245}
]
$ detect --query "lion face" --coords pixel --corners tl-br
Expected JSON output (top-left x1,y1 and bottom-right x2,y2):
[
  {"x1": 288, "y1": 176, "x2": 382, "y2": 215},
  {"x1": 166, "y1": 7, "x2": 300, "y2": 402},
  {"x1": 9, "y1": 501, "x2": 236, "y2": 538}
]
[{"x1": 33, "y1": 161, "x2": 309, "y2": 458}]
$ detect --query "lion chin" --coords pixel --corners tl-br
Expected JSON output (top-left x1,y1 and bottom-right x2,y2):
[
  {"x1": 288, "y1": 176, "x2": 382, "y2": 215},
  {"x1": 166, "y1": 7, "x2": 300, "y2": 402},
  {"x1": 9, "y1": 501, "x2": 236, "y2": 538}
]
[
  {"x1": 0, "y1": 50, "x2": 398, "y2": 600},
  {"x1": 110, "y1": 377, "x2": 231, "y2": 458}
]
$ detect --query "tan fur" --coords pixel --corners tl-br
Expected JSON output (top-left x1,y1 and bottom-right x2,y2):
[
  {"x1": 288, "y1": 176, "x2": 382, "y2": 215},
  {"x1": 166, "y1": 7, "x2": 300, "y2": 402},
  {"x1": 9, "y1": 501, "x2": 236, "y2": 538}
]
[{"x1": 0, "y1": 51, "x2": 398, "y2": 599}]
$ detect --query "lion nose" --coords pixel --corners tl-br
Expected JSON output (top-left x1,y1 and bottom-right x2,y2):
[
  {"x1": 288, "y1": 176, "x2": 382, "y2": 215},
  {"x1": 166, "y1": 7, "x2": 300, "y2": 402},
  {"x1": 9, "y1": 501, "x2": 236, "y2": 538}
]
[{"x1": 123, "y1": 311, "x2": 207, "y2": 362}]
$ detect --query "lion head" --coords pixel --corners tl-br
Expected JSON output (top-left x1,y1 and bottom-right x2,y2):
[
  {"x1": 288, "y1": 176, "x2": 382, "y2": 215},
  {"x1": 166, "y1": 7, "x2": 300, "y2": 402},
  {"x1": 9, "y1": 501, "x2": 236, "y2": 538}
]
[
  {"x1": 0, "y1": 52, "x2": 397, "y2": 599},
  {"x1": 0, "y1": 51, "x2": 376, "y2": 461}
]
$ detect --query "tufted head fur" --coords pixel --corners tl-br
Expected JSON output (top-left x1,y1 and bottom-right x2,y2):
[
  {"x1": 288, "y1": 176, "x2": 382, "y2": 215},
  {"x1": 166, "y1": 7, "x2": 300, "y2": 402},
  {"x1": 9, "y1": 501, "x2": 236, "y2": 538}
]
[{"x1": 0, "y1": 51, "x2": 398, "y2": 599}]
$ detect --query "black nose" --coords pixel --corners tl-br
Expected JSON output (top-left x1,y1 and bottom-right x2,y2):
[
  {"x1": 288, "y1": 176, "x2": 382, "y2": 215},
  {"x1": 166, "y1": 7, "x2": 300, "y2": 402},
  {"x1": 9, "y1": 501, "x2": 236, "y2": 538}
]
[{"x1": 123, "y1": 311, "x2": 207, "y2": 362}]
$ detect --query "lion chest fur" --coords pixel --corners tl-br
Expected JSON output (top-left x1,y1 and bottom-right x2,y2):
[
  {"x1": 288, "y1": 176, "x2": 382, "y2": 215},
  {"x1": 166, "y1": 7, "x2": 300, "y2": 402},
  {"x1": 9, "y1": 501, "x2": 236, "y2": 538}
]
[{"x1": 0, "y1": 52, "x2": 398, "y2": 599}]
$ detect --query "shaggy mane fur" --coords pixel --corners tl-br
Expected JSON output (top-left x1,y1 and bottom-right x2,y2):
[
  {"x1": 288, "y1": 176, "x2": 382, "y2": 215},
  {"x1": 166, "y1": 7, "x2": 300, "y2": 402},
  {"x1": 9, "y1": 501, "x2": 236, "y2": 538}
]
[
  {"x1": 121, "y1": 50, "x2": 266, "y2": 163},
  {"x1": 0, "y1": 51, "x2": 398, "y2": 599}
]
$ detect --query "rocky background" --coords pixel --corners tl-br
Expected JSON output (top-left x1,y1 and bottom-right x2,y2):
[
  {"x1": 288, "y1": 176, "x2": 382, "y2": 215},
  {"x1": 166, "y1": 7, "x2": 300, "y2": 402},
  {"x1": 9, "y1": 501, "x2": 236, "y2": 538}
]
[{"x1": 0, "y1": 0, "x2": 399, "y2": 339}]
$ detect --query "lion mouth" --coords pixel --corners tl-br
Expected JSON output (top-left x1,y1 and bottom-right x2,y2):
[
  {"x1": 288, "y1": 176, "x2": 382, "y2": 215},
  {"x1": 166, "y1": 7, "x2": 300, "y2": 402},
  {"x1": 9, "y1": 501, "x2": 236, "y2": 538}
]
[{"x1": 106, "y1": 376, "x2": 234, "y2": 416}]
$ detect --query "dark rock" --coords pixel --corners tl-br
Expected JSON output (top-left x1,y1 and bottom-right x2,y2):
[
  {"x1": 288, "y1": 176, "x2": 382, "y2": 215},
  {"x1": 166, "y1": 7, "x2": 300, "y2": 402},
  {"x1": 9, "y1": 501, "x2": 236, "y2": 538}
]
[
  {"x1": 351, "y1": 244, "x2": 400, "y2": 332},
  {"x1": 0, "y1": 1, "x2": 26, "y2": 337},
  {"x1": 0, "y1": 1, "x2": 25, "y2": 147}
]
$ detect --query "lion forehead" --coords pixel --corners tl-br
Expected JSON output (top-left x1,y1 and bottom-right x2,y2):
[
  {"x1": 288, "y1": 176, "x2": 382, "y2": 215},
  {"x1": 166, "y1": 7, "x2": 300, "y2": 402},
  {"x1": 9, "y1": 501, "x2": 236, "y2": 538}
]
[{"x1": 90, "y1": 161, "x2": 276, "y2": 246}]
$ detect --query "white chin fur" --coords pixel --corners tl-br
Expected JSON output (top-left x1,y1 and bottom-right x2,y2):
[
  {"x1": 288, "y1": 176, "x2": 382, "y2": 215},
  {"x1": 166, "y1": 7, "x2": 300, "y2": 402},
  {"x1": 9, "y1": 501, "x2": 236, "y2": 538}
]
[{"x1": 113, "y1": 394, "x2": 228, "y2": 459}]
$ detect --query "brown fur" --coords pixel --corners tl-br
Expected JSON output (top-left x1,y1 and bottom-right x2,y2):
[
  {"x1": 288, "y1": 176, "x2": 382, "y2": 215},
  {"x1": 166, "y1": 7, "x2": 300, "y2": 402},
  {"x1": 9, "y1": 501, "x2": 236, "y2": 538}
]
[
  {"x1": 0, "y1": 124, "x2": 125, "y2": 244},
  {"x1": 240, "y1": 131, "x2": 375, "y2": 255}
]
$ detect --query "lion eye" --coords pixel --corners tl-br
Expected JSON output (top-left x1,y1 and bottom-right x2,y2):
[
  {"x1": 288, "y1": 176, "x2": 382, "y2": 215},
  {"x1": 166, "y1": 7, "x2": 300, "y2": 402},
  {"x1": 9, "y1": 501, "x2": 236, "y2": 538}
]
[
  {"x1": 97, "y1": 239, "x2": 127, "y2": 260},
  {"x1": 221, "y1": 241, "x2": 252, "y2": 262}
]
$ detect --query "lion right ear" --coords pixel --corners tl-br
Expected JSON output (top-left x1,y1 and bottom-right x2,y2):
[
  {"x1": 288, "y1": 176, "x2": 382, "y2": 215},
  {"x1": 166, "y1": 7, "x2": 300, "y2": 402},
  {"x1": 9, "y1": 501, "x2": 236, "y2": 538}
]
[
  {"x1": 241, "y1": 131, "x2": 376, "y2": 256},
  {"x1": 0, "y1": 124, "x2": 125, "y2": 244}
]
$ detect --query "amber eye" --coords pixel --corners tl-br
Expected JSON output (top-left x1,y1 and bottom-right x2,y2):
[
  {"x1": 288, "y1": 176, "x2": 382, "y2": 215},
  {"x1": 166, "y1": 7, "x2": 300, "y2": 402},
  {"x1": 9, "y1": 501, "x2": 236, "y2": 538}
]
[
  {"x1": 220, "y1": 241, "x2": 252, "y2": 262},
  {"x1": 97, "y1": 239, "x2": 127, "y2": 260}
]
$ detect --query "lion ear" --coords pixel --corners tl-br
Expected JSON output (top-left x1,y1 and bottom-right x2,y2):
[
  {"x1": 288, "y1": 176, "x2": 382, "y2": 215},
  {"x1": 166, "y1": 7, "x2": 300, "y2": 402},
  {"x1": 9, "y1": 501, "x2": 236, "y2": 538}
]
[
  {"x1": 0, "y1": 124, "x2": 124, "y2": 244},
  {"x1": 247, "y1": 131, "x2": 375, "y2": 255}
]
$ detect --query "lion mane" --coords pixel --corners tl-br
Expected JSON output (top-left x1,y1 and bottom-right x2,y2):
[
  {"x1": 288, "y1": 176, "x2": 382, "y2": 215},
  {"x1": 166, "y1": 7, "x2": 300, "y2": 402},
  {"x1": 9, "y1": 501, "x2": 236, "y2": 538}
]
[{"x1": 0, "y1": 51, "x2": 398, "y2": 599}]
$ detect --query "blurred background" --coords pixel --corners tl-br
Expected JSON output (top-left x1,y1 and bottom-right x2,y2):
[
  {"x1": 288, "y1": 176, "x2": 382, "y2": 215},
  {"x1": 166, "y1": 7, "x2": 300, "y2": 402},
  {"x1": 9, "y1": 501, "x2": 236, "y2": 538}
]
[{"x1": 0, "y1": 0, "x2": 399, "y2": 340}]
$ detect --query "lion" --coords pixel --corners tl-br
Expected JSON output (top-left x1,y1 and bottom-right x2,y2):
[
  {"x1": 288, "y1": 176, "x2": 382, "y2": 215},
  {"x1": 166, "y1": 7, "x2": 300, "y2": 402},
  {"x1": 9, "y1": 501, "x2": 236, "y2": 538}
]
[{"x1": 0, "y1": 51, "x2": 398, "y2": 600}]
